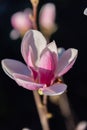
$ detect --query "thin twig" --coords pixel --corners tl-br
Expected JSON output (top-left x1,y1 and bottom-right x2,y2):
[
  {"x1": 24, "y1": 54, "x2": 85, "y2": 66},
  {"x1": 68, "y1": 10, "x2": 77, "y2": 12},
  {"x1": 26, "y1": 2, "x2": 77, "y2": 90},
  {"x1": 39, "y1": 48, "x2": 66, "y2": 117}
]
[{"x1": 33, "y1": 91, "x2": 50, "y2": 130}]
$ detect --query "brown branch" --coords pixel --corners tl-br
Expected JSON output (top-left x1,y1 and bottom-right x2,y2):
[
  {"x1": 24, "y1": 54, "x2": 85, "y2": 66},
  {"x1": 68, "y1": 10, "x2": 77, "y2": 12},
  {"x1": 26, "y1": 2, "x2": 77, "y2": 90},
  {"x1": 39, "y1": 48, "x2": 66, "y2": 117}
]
[{"x1": 33, "y1": 91, "x2": 50, "y2": 130}]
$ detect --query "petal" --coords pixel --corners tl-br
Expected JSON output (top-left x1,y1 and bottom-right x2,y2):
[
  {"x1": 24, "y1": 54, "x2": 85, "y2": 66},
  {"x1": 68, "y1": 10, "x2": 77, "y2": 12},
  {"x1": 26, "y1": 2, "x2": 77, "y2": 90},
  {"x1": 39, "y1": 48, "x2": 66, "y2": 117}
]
[
  {"x1": 27, "y1": 45, "x2": 35, "y2": 68},
  {"x1": 13, "y1": 73, "x2": 45, "y2": 90},
  {"x1": 41, "y1": 41, "x2": 58, "y2": 74},
  {"x1": 39, "y1": 68, "x2": 54, "y2": 85},
  {"x1": 39, "y1": 83, "x2": 67, "y2": 96},
  {"x1": 56, "y1": 48, "x2": 78, "y2": 77},
  {"x1": 39, "y1": 49, "x2": 55, "y2": 85},
  {"x1": 11, "y1": 11, "x2": 32, "y2": 31},
  {"x1": 21, "y1": 30, "x2": 47, "y2": 65},
  {"x1": 47, "y1": 41, "x2": 58, "y2": 72},
  {"x1": 39, "y1": 49, "x2": 55, "y2": 70},
  {"x1": 27, "y1": 46, "x2": 38, "y2": 79},
  {"x1": 1, "y1": 59, "x2": 31, "y2": 79},
  {"x1": 47, "y1": 41, "x2": 58, "y2": 54}
]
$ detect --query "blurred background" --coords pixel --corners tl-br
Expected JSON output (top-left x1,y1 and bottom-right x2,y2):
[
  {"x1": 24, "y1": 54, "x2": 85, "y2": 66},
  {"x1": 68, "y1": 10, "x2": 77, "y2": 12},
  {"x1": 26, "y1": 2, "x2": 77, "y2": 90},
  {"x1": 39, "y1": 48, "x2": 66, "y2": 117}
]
[{"x1": 0, "y1": 0, "x2": 87, "y2": 130}]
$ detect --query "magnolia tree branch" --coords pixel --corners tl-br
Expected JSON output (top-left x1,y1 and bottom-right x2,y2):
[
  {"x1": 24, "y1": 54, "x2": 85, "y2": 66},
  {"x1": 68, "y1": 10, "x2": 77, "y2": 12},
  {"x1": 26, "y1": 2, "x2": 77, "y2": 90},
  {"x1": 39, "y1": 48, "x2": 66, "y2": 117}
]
[{"x1": 33, "y1": 91, "x2": 50, "y2": 130}]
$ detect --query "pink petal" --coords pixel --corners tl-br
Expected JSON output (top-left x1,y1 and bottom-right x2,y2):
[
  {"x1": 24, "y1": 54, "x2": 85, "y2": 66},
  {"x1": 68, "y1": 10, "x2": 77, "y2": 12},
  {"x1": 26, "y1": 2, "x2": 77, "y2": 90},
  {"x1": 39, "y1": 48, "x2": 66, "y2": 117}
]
[
  {"x1": 39, "y1": 3, "x2": 56, "y2": 28},
  {"x1": 39, "y1": 83, "x2": 67, "y2": 96},
  {"x1": 39, "y1": 68, "x2": 54, "y2": 86},
  {"x1": 39, "y1": 49, "x2": 55, "y2": 85},
  {"x1": 41, "y1": 41, "x2": 58, "y2": 74},
  {"x1": 29, "y1": 67, "x2": 38, "y2": 80},
  {"x1": 56, "y1": 48, "x2": 78, "y2": 77},
  {"x1": 11, "y1": 10, "x2": 32, "y2": 32},
  {"x1": 1, "y1": 59, "x2": 31, "y2": 79},
  {"x1": 13, "y1": 73, "x2": 45, "y2": 90},
  {"x1": 21, "y1": 30, "x2": 47, "y2": 65},
  {"x1": 39, "y1": 48, "x2": 56, "y2": 71},
  {"x1": 27, "y1": 46, "x2": 38, "y2": 79}
]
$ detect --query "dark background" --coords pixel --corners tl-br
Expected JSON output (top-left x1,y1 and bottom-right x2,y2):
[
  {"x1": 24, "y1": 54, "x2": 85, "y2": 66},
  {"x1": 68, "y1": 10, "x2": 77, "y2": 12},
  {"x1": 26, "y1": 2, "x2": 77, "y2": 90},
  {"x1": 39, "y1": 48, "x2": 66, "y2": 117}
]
[{"x1": 0, "y1": 0, "x2": 87, "y2": 130}]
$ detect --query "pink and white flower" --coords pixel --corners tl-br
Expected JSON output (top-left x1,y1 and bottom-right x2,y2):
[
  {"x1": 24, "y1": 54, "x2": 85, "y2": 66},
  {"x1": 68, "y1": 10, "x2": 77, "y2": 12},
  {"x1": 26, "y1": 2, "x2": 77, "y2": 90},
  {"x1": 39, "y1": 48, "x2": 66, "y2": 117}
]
[
  {"x1": 39, "y1": 3, "x2": 57, "y2": 36},
  {"x1": 1, "y1": 30, "x2": 78, "y2": 96},
  {"x1": 39, "y1": 3, "x2": 56, "y2": 29},
  {"x1": 10, "y1": 8, "x2": 33, "y2": 38},
  {"x1": 10, "y1": 3, "x2": 57, "y2": 39}
]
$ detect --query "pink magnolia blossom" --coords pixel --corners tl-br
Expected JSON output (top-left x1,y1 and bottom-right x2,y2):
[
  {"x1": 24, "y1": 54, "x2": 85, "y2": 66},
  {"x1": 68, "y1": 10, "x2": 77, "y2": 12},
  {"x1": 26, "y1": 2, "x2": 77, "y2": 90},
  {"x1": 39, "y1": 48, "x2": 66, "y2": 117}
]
[
  {"x1": 39, "y1": 3, "x2": 57, "y2": 36},
  {"x1": 10, "y1": 3, "x2": 57, "y2": 39},
  {"x1": 1, "y1": 30, "x2": 78, "y2": 96},
  {"x1": 11, "y1": 8, "x2": 33, "y2": 37}
]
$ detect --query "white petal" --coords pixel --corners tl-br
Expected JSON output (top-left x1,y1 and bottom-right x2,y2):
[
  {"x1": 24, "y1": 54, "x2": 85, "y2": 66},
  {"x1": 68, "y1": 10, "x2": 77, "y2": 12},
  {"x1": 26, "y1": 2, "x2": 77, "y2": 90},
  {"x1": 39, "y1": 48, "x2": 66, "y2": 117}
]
[
  {"x1": 47, "y1": 41, "x2": 58, "y2": 54},
  {"x1": 21, "y1": 30, "x2": 47, "y2": 65}
]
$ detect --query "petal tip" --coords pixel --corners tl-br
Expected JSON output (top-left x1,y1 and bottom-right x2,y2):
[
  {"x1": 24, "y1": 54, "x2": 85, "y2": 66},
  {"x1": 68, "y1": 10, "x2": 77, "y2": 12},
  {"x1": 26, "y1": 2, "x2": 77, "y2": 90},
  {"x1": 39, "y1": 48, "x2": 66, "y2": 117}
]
[{"x1": 69, "y1": 48, "x2": 78, "y2": 63}]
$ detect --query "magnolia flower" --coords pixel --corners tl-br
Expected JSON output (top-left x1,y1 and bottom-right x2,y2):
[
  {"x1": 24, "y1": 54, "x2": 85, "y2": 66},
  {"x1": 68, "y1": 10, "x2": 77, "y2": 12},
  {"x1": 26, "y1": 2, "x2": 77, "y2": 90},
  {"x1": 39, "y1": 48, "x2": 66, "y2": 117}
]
[
  {"x1": 10, "y1": 3, "x2": 57, "y2": 40},
  {"x1": 84, "y1": 8, "x2": 87, "y2": 16},
  {"x1": 39, "y1": 3, "x2": 57, "y2": 37},
  {"x1": 1, "y1": 30, "x2": 78, "y2": 96},
  {"x1": 10, "y1": 8, "x2": 33, "y2": 39}
]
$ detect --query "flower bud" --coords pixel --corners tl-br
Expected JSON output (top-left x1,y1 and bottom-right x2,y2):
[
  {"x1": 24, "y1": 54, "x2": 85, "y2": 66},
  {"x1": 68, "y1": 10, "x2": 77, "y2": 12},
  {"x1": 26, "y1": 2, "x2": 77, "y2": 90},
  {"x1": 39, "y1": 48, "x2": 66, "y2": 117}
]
[{"x1": 39, "y1": 3, "x2": 57, "y2": 37}]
